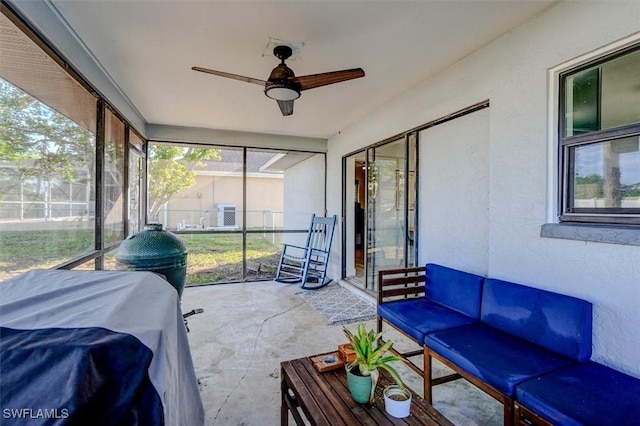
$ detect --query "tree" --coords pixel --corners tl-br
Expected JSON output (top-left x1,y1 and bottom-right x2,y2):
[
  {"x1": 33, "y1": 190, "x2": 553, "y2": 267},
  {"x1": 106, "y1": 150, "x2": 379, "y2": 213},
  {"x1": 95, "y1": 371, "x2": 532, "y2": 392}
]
[
  {"x1": 1, "y1": 78, "x2": 219, "y2": 222},
  {"x1": 147, "y1": 144, "x2": 220, "y2": 218},
  {"x1": 0, "y1": 79, "x2": 94, "y2": 210},
  {"x1": 575, "y1": 173, "x2": 603, "y2": 185}
]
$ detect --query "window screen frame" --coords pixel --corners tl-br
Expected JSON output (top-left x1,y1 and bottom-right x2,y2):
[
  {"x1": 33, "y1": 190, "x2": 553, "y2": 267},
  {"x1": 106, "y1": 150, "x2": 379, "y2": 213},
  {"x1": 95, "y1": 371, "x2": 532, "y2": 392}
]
[{"x1": 558, "y1": 44, "x2": 640, "y2": 226}]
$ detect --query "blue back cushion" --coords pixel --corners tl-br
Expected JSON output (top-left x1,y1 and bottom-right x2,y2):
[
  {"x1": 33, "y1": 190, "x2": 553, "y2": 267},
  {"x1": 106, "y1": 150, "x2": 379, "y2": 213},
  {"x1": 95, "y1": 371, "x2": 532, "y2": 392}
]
[
  {"x1": 481, "y1": 278, "x2": 592, "y2": 361},
  {"x1": 425, "y1": 263, "x2": 484, "y2": 319}
]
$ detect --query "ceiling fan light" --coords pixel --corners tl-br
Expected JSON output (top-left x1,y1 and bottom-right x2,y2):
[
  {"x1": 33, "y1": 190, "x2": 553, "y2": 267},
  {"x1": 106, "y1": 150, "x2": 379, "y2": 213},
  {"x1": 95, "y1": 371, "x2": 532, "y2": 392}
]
[{"x1": 265, "y1": 85, "x2": 300, "y2": 101}]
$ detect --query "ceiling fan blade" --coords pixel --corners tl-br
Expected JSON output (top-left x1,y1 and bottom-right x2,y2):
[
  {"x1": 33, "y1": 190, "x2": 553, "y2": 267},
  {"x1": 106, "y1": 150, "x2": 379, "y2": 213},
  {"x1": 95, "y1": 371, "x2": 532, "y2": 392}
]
[
  {"x1": 295, "y1": 68, "x2": 365, "y2": 91},
  {"x1": 191, "y1": 66, "x2": 265, "y2": 86},
  {"x1": 277, "y1": 100, "x2": 294, "y2": 116}
]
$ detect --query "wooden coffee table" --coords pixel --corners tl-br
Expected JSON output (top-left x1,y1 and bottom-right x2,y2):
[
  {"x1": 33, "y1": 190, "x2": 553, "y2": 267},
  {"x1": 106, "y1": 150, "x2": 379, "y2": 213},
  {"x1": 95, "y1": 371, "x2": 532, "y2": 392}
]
[{"x1": 281, "y1": 352, "x2": 453, "y2": 425}]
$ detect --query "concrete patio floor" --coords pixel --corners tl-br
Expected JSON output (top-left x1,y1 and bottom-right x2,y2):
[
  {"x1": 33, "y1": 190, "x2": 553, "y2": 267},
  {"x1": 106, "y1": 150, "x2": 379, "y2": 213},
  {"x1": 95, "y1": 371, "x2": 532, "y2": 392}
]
[{"x1": 181, "y1": 280, "x2": 502, "y2": 425}]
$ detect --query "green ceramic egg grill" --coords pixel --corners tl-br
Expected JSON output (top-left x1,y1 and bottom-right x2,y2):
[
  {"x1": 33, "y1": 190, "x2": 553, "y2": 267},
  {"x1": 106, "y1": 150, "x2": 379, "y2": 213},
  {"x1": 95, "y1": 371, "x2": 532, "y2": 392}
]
[{"x1": 116, "y1": 224, "x2": 188, "y2": 297}]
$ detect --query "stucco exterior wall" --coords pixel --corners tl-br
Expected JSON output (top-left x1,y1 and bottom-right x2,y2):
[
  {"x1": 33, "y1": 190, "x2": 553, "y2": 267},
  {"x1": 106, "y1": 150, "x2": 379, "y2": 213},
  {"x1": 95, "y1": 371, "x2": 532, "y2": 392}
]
[
  {"x1": 418, "y1": 108, "x2": 490, "y2": 277},
  {"x1": 327, "y1": 1, "x2": 640, "y2": 376},
  {"x1": 164, "y1": 174, "x2": 283, "y2": 230},
  {"x1": 282, "y1": 154, "x2": 326, "y2": 247}
]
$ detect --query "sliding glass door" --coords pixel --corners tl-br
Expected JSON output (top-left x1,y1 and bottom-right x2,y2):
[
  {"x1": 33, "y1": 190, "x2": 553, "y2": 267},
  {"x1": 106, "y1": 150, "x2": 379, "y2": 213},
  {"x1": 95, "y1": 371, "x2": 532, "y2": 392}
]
[
  {"x1": 366, "y1": 138, "x2": 407, "y2": 290},
  {"x1": 343, "y1": 135, "x2": 417, "y2": 293}
]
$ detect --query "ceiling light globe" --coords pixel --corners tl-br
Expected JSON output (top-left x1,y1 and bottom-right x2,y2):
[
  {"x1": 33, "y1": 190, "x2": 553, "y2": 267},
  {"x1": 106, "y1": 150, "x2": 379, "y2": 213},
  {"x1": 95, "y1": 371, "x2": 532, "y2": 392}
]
[{"x1": 265, "y1": 86, "x2": 300, "y2": 101}]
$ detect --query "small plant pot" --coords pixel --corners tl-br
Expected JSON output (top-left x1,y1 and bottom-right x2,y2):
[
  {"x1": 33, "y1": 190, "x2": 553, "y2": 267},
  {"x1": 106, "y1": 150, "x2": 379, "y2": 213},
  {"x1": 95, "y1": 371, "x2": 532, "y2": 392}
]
[
  {"x1": 383, "y1": 385, "x2": 412, "y2": 418},
  {"x1": 346, "y1": 367, "x2": 372, "y2": 404}
]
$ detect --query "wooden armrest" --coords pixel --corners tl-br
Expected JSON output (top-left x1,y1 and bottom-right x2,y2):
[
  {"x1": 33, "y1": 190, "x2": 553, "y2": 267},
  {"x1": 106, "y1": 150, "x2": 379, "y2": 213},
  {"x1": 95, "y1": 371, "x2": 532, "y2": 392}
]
[{"x1": 377, "y1": 266, "x2": 426, "y2": 304}]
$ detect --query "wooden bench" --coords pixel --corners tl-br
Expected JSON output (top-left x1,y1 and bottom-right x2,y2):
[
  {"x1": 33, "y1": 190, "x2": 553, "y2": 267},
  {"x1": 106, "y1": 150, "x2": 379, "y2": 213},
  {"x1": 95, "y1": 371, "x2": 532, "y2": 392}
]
[
  {"x1": 376, "y1": 264, "x2": 483, "y2": 400},
  {"x1": 378, "y1": 263, "x2": 593, "y2": 426}
]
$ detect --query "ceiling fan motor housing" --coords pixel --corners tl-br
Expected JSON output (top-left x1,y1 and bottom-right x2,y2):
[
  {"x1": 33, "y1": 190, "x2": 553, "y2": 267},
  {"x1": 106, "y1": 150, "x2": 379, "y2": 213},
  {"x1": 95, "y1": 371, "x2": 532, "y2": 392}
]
[
  {"x1": 268, "y1": 63, "x2": 296, "y2": 82},
  {"x1": 265, "y1": 48, "x2": 301, "y2": 101}
]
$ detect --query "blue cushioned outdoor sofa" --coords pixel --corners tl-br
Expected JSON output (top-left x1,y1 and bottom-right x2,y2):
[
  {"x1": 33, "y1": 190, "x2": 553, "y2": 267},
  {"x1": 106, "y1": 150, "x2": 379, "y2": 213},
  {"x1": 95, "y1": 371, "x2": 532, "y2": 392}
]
[
  {"x1": 514, "y1": 361, "x2": 640, "y2": 425},
  {"x1": 376, "y1": 263, "x2": 640, "y2": 426},
  {"x1": 377, "y1": 264, "x2": 484, "y2": 394}
]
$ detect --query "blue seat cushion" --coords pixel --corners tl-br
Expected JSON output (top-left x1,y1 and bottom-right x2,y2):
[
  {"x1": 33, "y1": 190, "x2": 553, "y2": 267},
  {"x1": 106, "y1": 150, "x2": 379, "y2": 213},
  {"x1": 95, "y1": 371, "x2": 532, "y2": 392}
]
[
  {"x1": 516, "y1": 361, "x2": 640, "y2": 426},
  {"x1": 425, "y1": 263, "x2": 484, "y2": 318},
  {"x1": 378, "y1": 299, "x2": 477, "y2": 345},
  {"x1": 481, "y1": 278, "x2": 592, "y2": 361},
  {"x1": 425, "y1": 323, "x2": 575, "y2": 396}
]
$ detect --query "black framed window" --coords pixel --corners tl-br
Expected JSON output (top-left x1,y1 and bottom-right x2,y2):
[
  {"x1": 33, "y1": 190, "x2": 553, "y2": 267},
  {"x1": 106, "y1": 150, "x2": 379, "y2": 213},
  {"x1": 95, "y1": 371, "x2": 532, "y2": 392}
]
[{"x1": 559, "y1": 45, "x2": 640, "y2": 225}]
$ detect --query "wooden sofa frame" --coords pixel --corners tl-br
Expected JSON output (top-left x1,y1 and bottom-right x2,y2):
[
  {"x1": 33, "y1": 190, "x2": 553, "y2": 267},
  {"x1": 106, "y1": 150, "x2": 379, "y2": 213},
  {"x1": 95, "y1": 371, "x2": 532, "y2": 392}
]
[{"x1": 376, "y1": 267, "x2": 463, "y2": 404}]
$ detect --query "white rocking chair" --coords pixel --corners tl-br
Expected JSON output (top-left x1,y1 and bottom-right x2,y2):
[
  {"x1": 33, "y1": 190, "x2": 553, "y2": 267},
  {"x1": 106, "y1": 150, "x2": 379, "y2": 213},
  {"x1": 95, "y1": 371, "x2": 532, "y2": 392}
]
[{"x1": 274, "y1": 214, "x2": 337, "y2": 290}]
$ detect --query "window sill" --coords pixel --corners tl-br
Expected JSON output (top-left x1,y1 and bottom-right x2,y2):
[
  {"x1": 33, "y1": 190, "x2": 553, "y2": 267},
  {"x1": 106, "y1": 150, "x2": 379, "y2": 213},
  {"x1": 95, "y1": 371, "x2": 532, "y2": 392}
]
[{"x1": 541, "y1": 223, "x2": 640, "y2": 246}]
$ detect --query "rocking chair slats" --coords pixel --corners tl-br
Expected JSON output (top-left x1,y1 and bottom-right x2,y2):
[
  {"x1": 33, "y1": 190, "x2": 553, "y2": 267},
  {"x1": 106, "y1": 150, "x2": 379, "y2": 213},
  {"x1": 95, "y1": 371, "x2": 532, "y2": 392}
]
[{"x1": 275, "y1": 214, "x2": 337, "y2": 290}]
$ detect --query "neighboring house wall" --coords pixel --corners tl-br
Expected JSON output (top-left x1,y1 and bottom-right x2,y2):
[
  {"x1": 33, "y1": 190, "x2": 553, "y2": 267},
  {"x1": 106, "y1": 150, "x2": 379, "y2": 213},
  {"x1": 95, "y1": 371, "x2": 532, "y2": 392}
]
[
  {"x1": 282, "y1": 154, "x2": 326, "y2": 246},
  {"x1": 327, "y1": 1, "x2": 640, "y2": 376},
  {"x1": 246, "y1": 175, "x2": 285, "y2": 229},
  {"x1": 164, "y1": 174, "x2": 283, "y2": 230}
]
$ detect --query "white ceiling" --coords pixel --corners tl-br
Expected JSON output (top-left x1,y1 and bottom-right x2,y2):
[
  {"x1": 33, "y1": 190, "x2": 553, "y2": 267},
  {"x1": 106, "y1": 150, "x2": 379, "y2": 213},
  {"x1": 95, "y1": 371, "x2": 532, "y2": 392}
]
[{"x1": 49, "y1": 0, "x2": 555, "y2": 139}]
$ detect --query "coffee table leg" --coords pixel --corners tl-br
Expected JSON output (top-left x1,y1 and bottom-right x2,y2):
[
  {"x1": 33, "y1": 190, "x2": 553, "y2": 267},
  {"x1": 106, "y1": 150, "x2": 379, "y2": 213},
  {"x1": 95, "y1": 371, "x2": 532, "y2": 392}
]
[{"x1": 281, "y1": 374, "x2": 289, "y2": 426}]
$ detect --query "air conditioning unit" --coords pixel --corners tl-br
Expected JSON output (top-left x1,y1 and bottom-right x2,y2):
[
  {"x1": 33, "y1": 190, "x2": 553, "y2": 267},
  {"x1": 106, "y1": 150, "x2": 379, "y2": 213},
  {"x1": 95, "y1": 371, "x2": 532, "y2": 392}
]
[{"x1": 214, "y1": 203, "x2": 236, "y2": 227}]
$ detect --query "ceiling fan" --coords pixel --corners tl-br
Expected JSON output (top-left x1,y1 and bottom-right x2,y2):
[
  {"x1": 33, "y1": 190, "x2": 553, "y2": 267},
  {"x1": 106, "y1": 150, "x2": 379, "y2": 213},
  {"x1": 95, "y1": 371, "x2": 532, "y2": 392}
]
[{"x1": 192, "y1": 45, "x2": 365, "y2": 116}]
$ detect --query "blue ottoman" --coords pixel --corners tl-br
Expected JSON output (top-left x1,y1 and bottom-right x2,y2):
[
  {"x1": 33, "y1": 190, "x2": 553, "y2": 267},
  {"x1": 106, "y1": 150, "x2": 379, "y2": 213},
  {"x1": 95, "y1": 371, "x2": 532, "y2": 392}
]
[{"x1": 515, "y1": 361, "x2": 640, "y2": 426}]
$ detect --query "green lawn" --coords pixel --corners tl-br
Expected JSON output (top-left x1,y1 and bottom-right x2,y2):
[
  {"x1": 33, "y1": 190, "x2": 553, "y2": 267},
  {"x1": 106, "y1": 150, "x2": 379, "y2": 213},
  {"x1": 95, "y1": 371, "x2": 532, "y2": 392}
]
[
  {"x1": 177, "y1": 233, "x2": 283, "y2": 285},
  {"x1": 0, "y1": 229, "x2": 95, "y2": 279},
  {"x1": 0, "y1": 229, "x2": 284, "y2": 285}
]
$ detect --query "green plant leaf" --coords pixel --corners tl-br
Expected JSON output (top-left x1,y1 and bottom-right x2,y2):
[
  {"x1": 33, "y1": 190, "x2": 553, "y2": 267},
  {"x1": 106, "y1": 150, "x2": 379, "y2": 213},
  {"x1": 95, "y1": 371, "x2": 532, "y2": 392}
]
[
  {"x1": 378, "y1": 363, "x2": 405, "y2": 389},
  {"x1": 368, "y1": 369, "x2": 379, "y2": 403},
  {"x1": 342, "y1": 323, "x2": 406, "y2": 398}
]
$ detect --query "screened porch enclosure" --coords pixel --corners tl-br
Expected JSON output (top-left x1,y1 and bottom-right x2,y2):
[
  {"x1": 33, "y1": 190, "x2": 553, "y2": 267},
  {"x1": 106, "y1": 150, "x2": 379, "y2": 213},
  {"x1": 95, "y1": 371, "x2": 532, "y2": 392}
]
[
  {"x1": 0, "y1": 6, "x2": 326, "y2": 283},
  {"x1": 147, "y1": 142, "x2": 326, "y2": 285}
]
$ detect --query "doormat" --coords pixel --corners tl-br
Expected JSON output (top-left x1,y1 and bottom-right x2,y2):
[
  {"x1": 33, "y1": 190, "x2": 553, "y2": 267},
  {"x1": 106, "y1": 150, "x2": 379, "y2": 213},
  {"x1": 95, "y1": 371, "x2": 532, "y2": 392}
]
[{"x1": 296, "y1": 283, "x2": 377, "y2": 326}]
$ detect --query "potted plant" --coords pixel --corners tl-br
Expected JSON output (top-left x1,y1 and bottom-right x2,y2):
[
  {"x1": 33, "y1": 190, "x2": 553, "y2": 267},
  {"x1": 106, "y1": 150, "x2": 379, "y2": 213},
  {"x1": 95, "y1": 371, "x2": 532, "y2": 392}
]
[{"x1": 342, "y1": 323, "x2": 405, "y2": 404}]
